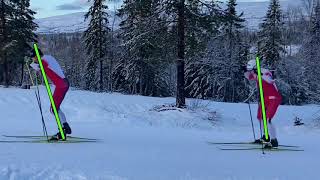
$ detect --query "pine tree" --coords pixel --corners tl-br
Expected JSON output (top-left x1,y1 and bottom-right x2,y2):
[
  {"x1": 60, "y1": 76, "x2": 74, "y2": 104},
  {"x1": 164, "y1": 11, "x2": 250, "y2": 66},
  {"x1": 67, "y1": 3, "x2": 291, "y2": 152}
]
[
  {"x1": 83, "y1": 0, "x2": 110, "y2": 91},
  {"x1": 0, "y1": 0, "x2": 37, "y2": 86},
  {"x1": 0, "y1": 0, "x2": 15, "y2": 86},
  {"x1": 116, "y1": 0, "x2": 222, "y2": 102},
  {"x1": 115, "y1": 0, "x2": 171, "y2": 96},
  {"x1": 258, "y1": 0, "x2": 285, "y2": 69},
  {"x1": 10, "y1": 0, "x2": 37, "y2": 86},
  {"x1": 301, "y1": 1, "x2": 320, "y2": 102},
  {"x1": 218, "y1": 0, "x2": 248, "y2": 102},
  {"x1": 166, "y1": 0, "x2": 222, "y2": 107},
  {"x1": 185, "y1": 0, "x2": 248, "y2": 102},
  {"x1": 176, "y1": 0, "x2": 186, "y2": 107}
]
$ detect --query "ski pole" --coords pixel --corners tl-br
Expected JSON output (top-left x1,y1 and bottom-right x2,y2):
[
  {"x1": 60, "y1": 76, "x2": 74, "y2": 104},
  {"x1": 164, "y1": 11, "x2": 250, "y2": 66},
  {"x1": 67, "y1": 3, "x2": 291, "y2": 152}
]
[
  {"x1": 35, "y1": 76, "x2": 49, "y2": 141},
  {"x1": 26, "y1": 62, "x2": 49, "y2": 141},
  {"x1": 247, "y1": 102, "x2": 256, "y2": 140},
  {"x1": 259, "y1": 118, "x2": 265, "y2": 154}
]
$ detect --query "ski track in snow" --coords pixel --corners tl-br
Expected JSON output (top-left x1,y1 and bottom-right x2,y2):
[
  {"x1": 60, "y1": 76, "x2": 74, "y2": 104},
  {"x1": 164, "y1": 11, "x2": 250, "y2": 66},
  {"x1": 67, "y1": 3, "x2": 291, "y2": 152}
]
[{"x1": 0, "y1": 86, "x2": 319, "y2": 180}]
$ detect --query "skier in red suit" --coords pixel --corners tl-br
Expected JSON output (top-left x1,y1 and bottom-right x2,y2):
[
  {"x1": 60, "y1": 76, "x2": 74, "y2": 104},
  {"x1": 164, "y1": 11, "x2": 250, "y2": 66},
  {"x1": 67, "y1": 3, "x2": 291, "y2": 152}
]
[
  {"x1": 30, "y1": 48, "x2": 72, "y2": 140},
  {"x1": 244, "y1": 59, "x2": 282, "y2": 147}
]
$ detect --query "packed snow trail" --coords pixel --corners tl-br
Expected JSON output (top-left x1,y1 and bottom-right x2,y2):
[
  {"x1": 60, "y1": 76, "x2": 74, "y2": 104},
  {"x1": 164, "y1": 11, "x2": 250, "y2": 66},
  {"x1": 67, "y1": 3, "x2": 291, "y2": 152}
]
[{"x1": 0, "y1": 87, "x2": 319, "y2": 180}]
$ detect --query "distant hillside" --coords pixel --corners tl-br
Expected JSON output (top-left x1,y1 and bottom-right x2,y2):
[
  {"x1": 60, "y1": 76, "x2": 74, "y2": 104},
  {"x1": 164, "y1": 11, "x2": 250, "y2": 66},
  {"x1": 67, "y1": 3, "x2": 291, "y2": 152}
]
[
  {"x1": 35, "y1": 11, "x2": 120, "y2": 34},
  {"x1": 35, "y1": 1, "x2": 302, "y2": 34}
]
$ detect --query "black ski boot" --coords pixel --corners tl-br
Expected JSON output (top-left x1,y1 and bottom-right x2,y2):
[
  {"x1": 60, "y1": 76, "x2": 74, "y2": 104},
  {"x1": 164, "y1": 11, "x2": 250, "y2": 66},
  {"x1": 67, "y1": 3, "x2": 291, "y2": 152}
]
[
  {"x1": 50, "y1": 132, "x2": 64, "y2": 141},
  {"x1": 50, "y1": 123, "x2": 72, "y2": 141},
  {"x1": 63, "y1": 122, "x2": 72, "y2": 134},
  {"x1": 263, "y1": 138, "x2": 278, "y2": 149},
  {"x1": 271, "y1": 138, "x2": 278, "y2": 147},
  {"x1": 254, "y1": 135, "x2": 270, "y2": 144}
]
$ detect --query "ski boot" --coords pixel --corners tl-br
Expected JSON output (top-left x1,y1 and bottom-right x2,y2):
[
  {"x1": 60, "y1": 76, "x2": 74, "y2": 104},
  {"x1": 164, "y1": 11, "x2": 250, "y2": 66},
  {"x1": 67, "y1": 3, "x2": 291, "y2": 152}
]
[
  {"x1": 254, "y1": 135, "x2": 270, "y2": 144},
  {"x1": 263, "y1": 138, "x2": 278, "y2": 149},
  {"x1": 271, "y1": 138, "x2": 278, "y2": 147},
  {"x1": 50, "y1": 122, "x2": 72, "y2": 141},
  {"x1": 63, "y1": 122, "x2": 72, "y2": 134}
]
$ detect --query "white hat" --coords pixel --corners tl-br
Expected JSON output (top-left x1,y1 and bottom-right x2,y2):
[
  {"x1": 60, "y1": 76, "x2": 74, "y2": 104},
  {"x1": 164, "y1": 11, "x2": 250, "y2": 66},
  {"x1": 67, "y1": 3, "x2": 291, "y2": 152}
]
[{"x1": 247, "y1": 59, "x2": 256, "y2": 71}]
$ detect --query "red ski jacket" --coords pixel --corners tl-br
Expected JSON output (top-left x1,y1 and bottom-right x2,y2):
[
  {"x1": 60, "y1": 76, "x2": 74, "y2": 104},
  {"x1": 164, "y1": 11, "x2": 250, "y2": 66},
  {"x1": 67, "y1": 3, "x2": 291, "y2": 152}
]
[
  {"x1": 244, "y1": 68, "x2": 282, "y2": 102},
  {"x1": 41, "y1": 55, "x2": 67, "y2": 88}
]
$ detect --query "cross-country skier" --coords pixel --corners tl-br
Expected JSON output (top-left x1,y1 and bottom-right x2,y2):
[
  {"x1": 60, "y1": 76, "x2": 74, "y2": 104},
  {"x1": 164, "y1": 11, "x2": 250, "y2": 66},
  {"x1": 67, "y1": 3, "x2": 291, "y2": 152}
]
[
  {"x1": 244, "y1": 59, "x2": 282, "y2": 148},
  {"x1": 30, "y1": 48, "x2": 72, "y2": 140}
]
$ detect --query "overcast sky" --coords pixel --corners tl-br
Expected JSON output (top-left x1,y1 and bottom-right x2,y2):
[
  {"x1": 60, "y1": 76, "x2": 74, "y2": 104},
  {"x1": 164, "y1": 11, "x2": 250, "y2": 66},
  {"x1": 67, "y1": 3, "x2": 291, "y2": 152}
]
[
  {"x1": 30, "y1": 0, "x2": 122, "y2": 18},
  {"x1": 30, "y1": 0, "x2": 282, "y2": 19}
]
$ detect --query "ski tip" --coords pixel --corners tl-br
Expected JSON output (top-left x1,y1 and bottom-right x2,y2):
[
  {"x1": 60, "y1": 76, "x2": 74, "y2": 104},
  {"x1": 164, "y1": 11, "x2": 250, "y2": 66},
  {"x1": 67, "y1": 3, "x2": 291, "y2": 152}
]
[{"x1": 217, "y1": 147, "x2": 304, "y2": 152}]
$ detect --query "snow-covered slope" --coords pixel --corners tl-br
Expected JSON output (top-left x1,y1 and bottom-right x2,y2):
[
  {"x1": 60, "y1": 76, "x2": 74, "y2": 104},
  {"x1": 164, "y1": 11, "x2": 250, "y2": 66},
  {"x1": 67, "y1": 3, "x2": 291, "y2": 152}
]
[
  {"x1": 0, "y1": 86, "x2": 319, "y2": 179},
  {"x1": 35, "y1": 12, "x2": 88, "y2": 34},
  {"x1": 237, "y1": 0, "x2": 302, "y2": 30},
  {"x1": 35, "y1": 1, "x2": 302, "y2": 34},
  {"x1": 35, "y1": 11, "x2": 120, "y2": 34}
]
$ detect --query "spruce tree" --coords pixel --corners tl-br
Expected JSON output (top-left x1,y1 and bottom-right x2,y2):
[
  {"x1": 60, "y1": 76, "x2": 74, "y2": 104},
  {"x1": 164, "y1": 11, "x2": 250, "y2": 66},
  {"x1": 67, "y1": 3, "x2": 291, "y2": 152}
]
[
  {"x1": 116, "y1": 0, "x2": 171, "y2": 96},
  {"x1": 116, "y1": 0, "x2": 222, "y2": 103},
  {"x1": 185, "y1": 0, "x2": 248, "y2": 102},
  {"x1": 0, "y1": 0, "x2": 15, "y2": 86},
  {"x1": 166, "y1": 0, "x2": 222, "y2": 107},
  {"x1": 258, "y1": 0, "x2": 285, "y2": 69},
  {"x1": 83, "y1": 0, "x2": 110, "y2": 91},
  {"x1": 10, "y1": 0, "x2": 37, "y2": 86},
  {"x1": 220, "y1": 0, "x2": 247, "y2": 102},
  {"x1": 301, "y1": 1, "x2": 320, "y2": 102}
]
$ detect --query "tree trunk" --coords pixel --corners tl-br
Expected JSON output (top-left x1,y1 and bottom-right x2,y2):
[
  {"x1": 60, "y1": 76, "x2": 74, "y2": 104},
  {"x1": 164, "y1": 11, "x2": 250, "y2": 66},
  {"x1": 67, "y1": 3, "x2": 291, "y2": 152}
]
[
  {"x1": 99, "y1": 14, "x2": 103, "y2": 91},
  {"x1": 176, "y1": 0, "x2": 186, "y2": 108},
  {"x1": 20, "y1": 61, "x2": 24, "y2": 86},
  {"x1": 0, "y1": 0, "x2": 7, "y2": 86},
  {"x1": 4, "y1": 56, "x2": 8, "y2": 87},
  {"x1": 109, "y1": 50, "x2": 113, "y2": 92},
  {"x1": 109, "y1": 7, "x2": 117, "y2": 92},
  {"x1": 99, "y1": 57, "x2": 103, "y2": 92},
  {"x1": 140, "y1": 71, "x2": 143, "y2": 95}
]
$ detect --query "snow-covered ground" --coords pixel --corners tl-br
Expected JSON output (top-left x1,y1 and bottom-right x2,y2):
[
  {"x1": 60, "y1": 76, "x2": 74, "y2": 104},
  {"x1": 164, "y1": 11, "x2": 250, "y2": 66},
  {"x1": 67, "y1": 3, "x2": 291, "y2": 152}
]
[{"x1": 0, "y1": 86, "x2": 319, "y2": 180}]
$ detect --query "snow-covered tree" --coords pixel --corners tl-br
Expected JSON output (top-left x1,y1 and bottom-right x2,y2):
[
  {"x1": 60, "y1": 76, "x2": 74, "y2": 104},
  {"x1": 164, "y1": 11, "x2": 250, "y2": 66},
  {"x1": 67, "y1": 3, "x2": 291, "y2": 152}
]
[
  {"x1": 115, "y1": 0, "x2": 172, "y2": 97},
  {"x1": 0, "y1": 0, "x2": 37, "y2": 86},
  {"x1": 276, "y1": 56, "x2": 308, "y2": 105},
  {"x1": 83, "y1": 0, "x2": 110, "y2": 91},
  {"x1": 258, "y1": 0, "x2": 285, "y2": 69},
  {"x1": 165, "y1": 0, "x2": 223, "y2": 107},
  {"x1": 300, "y1": 1, "x2": 320, "y2": 102},
  {"x1": 219, "y1": 0, "x2": 248, "y2": 102},
  {"x1": 185, "y1": 0, "x2": 249, "y2": 102},
  {"x1": 0, "y1": 0, "x2": 15, "y2": 86},
  {"x1": 10, "y1": 0, "x2": 37, "y2": 85}
]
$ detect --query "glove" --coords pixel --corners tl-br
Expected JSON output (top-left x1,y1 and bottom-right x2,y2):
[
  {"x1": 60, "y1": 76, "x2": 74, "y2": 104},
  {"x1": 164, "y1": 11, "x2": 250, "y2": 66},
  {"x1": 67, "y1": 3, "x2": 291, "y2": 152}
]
[
  {"x1": 241, "y1": 65, "x2": 247, "y2": 72},
  {"x1": 30, "y1": 62, "x2": 40, "y2": 71}
]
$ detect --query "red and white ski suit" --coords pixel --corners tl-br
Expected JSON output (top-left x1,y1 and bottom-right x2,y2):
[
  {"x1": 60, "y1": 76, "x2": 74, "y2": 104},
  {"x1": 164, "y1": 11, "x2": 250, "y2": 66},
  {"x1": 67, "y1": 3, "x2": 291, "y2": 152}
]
[
  {"x1": 245, "y1": 68, "x2": 282, "y2": 121},
  {"x1": 41, "y1": 55, "x2": 69, "y2": 112}
]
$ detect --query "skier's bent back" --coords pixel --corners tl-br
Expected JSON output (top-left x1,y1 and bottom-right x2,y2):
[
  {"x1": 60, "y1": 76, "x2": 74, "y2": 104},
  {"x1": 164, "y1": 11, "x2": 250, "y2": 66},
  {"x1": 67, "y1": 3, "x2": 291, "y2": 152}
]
[
  {"x1": 244, "y1": 59, "x2": 282, "y2": 148},
  {"x1": 30, "y1": 48, "x2": 72, "y2": 140}
]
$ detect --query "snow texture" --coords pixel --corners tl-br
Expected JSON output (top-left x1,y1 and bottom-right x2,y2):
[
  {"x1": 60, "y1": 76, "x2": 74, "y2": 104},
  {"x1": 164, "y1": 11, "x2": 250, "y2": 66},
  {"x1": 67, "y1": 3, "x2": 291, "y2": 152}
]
[{"x1": 0, "y1": 86, "x2": 319, "y2": 180}]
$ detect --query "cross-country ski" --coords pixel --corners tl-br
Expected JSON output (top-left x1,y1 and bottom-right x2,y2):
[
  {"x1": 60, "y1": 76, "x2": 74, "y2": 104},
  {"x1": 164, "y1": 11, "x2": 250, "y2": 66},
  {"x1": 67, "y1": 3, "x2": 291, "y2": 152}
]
[
  {"x1": 207, "y1": 141, "x2": 300, "y2": 148},
  {"x1": 218, "y1": 147, "x2": 304, "y2": 152}
]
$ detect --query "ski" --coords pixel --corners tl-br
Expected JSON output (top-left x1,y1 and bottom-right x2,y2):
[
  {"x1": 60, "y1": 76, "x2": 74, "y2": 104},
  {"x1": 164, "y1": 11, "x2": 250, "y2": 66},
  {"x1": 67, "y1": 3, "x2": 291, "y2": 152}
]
[
  {"x1": 3, "y1": 135, "x2": 98, "y2": 141},
  {"x1": 0, "y1": 139, "x2": 99, "y2": 143},
  {"x1": 207, "y1": 141, "x2": 299, "y2": 148},
  {"x1": 218, "y1": 147, "x2": 304, "y2": 151}
]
